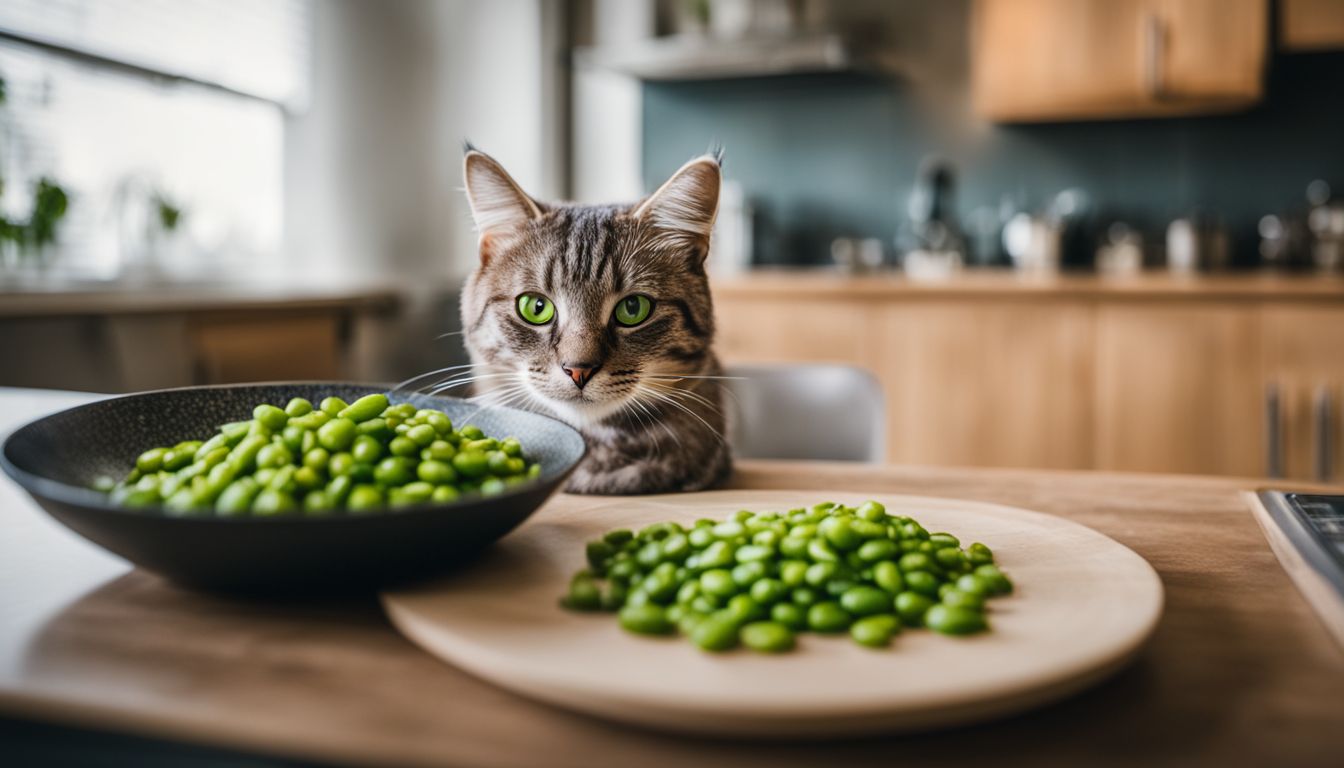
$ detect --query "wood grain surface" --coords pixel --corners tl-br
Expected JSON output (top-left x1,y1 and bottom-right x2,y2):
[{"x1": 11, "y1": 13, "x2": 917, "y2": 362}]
[{"x1": 2, "y1": 458, "x2": 1343, "y2": 767}]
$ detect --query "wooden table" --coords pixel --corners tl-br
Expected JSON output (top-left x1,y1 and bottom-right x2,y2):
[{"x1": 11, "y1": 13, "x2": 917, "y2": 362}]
[{"x1": 2, "y1": 388, "x2": 1342, "y2": 767}]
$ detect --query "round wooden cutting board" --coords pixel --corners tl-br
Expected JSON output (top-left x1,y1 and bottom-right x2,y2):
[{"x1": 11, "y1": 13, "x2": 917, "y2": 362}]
[{"x1": 381, "y1": 491, "x2": 1164, "y2": 736}]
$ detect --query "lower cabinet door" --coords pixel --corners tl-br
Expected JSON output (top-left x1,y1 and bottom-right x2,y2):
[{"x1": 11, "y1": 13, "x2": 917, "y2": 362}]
[{"x1": 1095, "y1": 303, "x2": 1261, "y2": 476}]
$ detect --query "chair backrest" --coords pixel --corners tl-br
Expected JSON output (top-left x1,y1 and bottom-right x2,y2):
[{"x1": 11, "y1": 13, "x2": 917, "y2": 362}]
[{"x1": 721, "y1": 363, "x2": 885, "y2": 463}]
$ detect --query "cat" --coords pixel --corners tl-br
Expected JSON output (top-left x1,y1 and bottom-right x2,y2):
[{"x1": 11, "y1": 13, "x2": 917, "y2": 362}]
[{"x1": 458, "y1": 146, "x2": 732, "y2": 495}]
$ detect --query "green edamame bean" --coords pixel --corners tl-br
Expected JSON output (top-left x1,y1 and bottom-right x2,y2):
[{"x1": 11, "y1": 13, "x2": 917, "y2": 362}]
[
  {"x1": 770, "y1": 602, "x2": 806, "y2": 630},
  {"x1": 807, "y1": 538, "x2": 840, "y2": 563},
  {"x1": 303, "y1": 490, "x2": 330, "y2": 514},
  {"x1": 424, "y1": 412, "x2": 452, "y2": 435},
  {"x1": 347, "y1": 484, "x2": 383, "y2": 512},
  {"x1": 873, "y1": 561, "x2": 904, "y2": 593},
  {"x1": 749, "y1": 578, "x2": 787, "y2": 605},
  {"x1": 356, "y1": 418, "x2": 391, "y2": 440},
  {"x1": 252, "y1": 488, "x2": 297, "y2": 516},
  {"x1": 351, "y1": 434, "x2": 384, "y2": 464},
  {"x1": 452, "y1": 450, "x2": 489, "y2": 479},
  {"x1": 967, "y1": 542, "x2": 994, "y2": 565},
  {"x1": 424, "y1": 440, "x2": 456, "y2": 461},
  {"x1": 431, "y1": 485, "x2": 459, "y2": 503},
  {"x1": 618, "y1": 603, "x2": 673, "y2": 635},
  {"x1": 929, "y1": 532, "x2": 960, "y2": 549},
  {"x1": 905, "y1": 571, "x2": 940, "y2": 597},
  {"x1": 741, "y1": 621, "x2": 795, "y2": 653},
  {"x1": 731, "y1": 561, "x2": 767, "y2": 586},
  {"x1": 374, "y1": 457, "x2": 414, "y2": 486},
  {"x1": 253, "y1": 404, "x2": 289, "y2": 431},
  {"x1": 941, "y1": 588, "x2": 985, "y2": 610},
  {"x1": 974, "y1": 564, "x2": 1014, "y2": 595},
  {"x1": 690, "y1": 614, "x2": 739, "y2": 651},
  {"x1": 280, "y1": 425, "x2": 305, "y2": 451},
  {"x1": 807, "y1": 601, "x2": 852, "y2": 633},
  {"x1": 894, "y1": 591, "x2": 936, "y2": 626},
  {"x1": 500, "y1": 436, "x2": 522, "y2": 456},
  {"x1": 317, "y1": 418, "x2": 357, "y2": 452},
  {"x1": 820, "y1": 517, "x2": 863, "y2": 551},
  {"x1": 406, "y1": 423, "x2": 437, "y2": 447},
  {"x1": 791, "y1": 586, "x2": 820, "y2": 606},
  {"x1": 956, "y1": 574, "x2": 991, "y2": 598},
  {"x1": 565, "y1": 577, "x2": 602, "y2": 611},
  {"x1": 215, "y1": 477, "x2": 260, "y2": 516},
  {"x1": 193, "y1": 434, "x2": 228, "y2": 461},
  {"x1": 855, "y1": 500, "x2": 886, "y2": 521},
  {"x1": 288, "y1": 411, "x2": 330, "y2": 430},
  {"x1": 325, "y1": 475, "x2": 352, "y2": 505},
  {"x1": 857, "y1": 538, "x2": 898, "y2": 563},
  {"x1": 293, "y1": 466, "x2": 322, "y2": 492},
  {"x1": 303, "y1": 447, "x2": 329, "y2": 472},
  {"x1": 338, "y1": 393, "x2": 389, "y2": 423},
  {"x1": 851, "y1": 615, "x2": 900, "y2": 648},
  {"x1": 388, "y1": 436, "x2": 418, "y2": 457},
  {"x1": 285, "y1": 397, "x2": 313, "y2": 417},
  {"x1": 255, "y1": 443, "x2": 292, "y2": 469},
  {"x1": 839, "y1": 586, "x2": 891, "y2": 617},
  {"x1": 319, "y1": 396, "x2": 348, "y2": 416},
  {"x1": 700, "y1": 569, "x2": 737, "y2": 598},
  {"x1": 925, "y1": 604, "x2": 988, "y2": 636},
  {"x1": 136, "y1": 447, "x2": 166, "y2": 473},
  {"x1": 779, "y1": 560, "x2": 808, "y2": 586},
  {"x1": 415, "y1": 459, "x2": 456, "y2": 485}
]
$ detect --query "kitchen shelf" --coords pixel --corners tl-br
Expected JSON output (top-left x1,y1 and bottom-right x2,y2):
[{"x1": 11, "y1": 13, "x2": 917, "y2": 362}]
[{"x1": 573, "y1": 33, "x2": 904, "y2": 81}]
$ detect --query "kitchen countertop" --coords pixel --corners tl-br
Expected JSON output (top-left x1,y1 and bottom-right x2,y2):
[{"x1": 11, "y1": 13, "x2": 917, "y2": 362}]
[
  {"x1": 712, "y1": 268, "x2": 1344, "y2": 302},
  {"x1": 0, "y1": 282, "x2": 403, "y2": 318},
  {"x1": 1, "y1": 387, "x2": 1342, "y2": 767}
]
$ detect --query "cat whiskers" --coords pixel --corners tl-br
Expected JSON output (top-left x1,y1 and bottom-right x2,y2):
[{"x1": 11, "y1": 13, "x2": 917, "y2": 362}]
[
  {"x1": 390, "y1": 362, "x2": 488, "y2": 395},
  {"x1": 633, "y1": 382, "x2": 726, "y2": 445},
  {"x1": 423, "y1": 372, "x2": 518, "y2": 398}
]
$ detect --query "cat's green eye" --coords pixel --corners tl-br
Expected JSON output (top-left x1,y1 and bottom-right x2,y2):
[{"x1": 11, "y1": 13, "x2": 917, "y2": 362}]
[
  {"x1": 613, "y1": 294, "x2": 653, "y2": 327},
  {"x1": 517, "y1": 293, "x2": 555, "y2": 325}
]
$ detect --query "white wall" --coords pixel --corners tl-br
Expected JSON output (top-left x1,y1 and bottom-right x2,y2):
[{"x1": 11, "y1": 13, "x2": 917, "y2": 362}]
[{"x1": 283, "y1": 0, "x2": 552, "y2": 284}]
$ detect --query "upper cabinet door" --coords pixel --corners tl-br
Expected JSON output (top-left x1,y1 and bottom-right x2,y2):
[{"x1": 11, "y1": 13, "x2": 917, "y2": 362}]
[
  {"x1": 1280, "y1": 0, "x2": 1344, "y2": 51},
  {"x1": 972, "y1": 0, "x2": 1267, "y2": 122},
  {"x1": 1159, "y1": 0, "x2": 1267, "y2": 101}
]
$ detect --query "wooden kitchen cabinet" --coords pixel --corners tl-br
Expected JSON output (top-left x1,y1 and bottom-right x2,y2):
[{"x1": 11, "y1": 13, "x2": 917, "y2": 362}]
[
  {"x1": 188, "y1": 314, "x2": 345, "y2": 384},
  {"x1": 1261, "y1": 306, "x2": 1344, "y2": 482},
  {"x1": 714, "y1": 297, "x2": 881, "y2": 368},
  {"x1": 972, "y1": 0, "x2": 1267, "y2": 121},
  {"x1": 1281, "y1": 0, "x2": 1344, "y2": 50},
  {"x1": 880, "y1": 302, "x2": 1095, "y2": 470},
  {"x1": 1094, "y1": 304, "x2": 1262, "y2": 476},
  {"x1": 712, "y1": 272, "x2": 1344, "y2": 479}
]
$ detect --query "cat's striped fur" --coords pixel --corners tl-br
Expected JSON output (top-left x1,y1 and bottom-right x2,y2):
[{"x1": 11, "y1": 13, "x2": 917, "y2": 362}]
[{"x1": 459, "y1": 149, "x2": 731, "y2": 494}]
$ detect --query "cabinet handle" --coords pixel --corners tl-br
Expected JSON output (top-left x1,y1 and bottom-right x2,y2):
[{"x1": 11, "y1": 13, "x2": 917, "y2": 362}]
[
  {"x1": 1315, "y1": 385, "x2": 1334, "y2": 484},
  {"x1": 1144, "y1": 13, "x2": 1166, "y2": 100},
  {"x1": 1266, "y1": 383, "x2": 1283, "y2": 479}
]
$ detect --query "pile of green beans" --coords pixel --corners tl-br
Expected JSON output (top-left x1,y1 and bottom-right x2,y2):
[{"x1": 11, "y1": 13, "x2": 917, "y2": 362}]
[
  {"x1": 96, "y1": 394, "x2": 540, "y2": 516},
  {"x1": 561, "y1": 501, "x2": 1012, "y2": 653}
]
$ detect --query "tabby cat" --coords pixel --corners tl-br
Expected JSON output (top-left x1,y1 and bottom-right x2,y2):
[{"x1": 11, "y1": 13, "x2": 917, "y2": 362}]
[{"x1": 458, "y1": 147, "x2": 732, "y2": 494}]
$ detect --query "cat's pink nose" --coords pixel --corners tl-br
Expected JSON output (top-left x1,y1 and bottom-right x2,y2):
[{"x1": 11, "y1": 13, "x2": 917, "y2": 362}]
[{"x1": 562, "y1": 364, "x2": 599, "y2": 390}]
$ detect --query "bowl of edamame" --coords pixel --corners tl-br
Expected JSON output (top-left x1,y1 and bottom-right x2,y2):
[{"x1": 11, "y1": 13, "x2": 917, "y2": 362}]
[{"x1": 0, "y1": 382, "x2": 586, "y2": 591}]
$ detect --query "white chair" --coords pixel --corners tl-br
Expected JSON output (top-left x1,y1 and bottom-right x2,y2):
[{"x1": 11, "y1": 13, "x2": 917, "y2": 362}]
[{"x1": 721, "y1": 363, "x2": 885, "y2": 463}]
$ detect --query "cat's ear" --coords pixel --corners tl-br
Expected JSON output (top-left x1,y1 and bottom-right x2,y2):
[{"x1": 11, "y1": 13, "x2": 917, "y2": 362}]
[
  {"x1": 633, "y1": 154, "x2": 721, "y2": 257},
  {"x1": 462, "y1": 148, "x2": 542, "y2": 255}
]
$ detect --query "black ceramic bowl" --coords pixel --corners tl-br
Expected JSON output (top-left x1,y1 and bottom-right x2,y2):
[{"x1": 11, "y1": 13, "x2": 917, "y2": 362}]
[{"x1": 1, "y1": 382, "x2": 585, "y2": 592}]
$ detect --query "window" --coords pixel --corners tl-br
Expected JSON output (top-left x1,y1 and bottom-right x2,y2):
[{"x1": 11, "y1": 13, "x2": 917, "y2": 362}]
[{"x1": 0, "y1": 0, "x2": 311, "y2": 281}]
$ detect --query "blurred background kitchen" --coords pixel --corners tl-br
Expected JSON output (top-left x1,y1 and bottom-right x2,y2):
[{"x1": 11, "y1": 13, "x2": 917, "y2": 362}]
[{"x1": 1, "y1": 0, "x2": 1342, "y2": 482}]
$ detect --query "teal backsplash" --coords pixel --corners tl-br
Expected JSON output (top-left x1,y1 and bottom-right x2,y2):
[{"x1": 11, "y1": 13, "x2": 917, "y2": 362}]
[{"x1": 642, "y1": 52, "x2": 1344, "y2": 266}]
